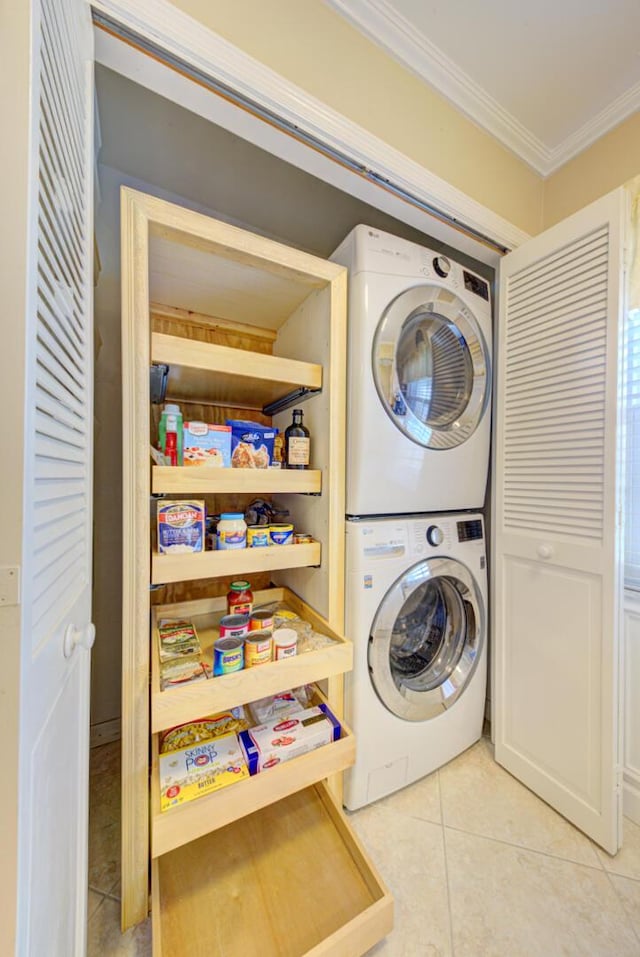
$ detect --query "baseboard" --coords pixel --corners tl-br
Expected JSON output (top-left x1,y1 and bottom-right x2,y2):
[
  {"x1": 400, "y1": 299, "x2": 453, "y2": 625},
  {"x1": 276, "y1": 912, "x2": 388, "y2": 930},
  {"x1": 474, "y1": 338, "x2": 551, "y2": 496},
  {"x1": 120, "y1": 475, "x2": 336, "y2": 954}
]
[
  {"x1": 624, "y1": 770, "x2": 640, "y2": 826},
  {"x1": 90, "y1": 717, "x2": 121, "y2": 749}
]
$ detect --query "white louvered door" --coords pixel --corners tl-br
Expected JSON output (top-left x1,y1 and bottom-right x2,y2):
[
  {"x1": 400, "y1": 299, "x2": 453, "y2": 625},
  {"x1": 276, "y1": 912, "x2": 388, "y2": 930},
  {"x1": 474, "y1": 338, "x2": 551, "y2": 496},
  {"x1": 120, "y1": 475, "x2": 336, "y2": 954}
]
[
  {"x1": 494, "y1": 190, "x2": 625, "y2": 853},
  {"x1": 17, "y1": 1, "x2": 94, "y2": 954}
]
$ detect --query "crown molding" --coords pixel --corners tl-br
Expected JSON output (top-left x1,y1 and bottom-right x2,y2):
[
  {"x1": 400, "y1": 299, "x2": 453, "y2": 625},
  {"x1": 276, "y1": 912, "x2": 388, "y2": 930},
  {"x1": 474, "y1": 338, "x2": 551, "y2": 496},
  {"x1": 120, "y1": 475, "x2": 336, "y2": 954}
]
[
  {"x1": 325, "y1": 0, "x2": 640, "y2": 177},
  {"x1": 91, "y1": 0, "x2": 530, "y2": 253}
]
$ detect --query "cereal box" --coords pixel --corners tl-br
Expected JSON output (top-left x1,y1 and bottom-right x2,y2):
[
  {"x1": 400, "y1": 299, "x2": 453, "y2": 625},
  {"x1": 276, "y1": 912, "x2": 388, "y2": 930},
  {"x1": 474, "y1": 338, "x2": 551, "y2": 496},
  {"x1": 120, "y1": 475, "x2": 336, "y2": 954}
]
[
  {"x1": 159, "y1": 731, "x2": 249, "y2": 810},
  {"x1": 157, "y1": 500, "x2": 205, "y2": 554},
  {"x1": 183, "y1": 421, "x2": 232, "y2": 468}
]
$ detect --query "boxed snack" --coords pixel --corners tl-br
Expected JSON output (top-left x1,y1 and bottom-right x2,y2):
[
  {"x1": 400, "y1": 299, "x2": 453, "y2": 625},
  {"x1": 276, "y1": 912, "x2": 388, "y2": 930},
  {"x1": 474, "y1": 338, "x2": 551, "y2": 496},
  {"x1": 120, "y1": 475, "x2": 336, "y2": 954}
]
[
  {"x1": 157, "y1": 500, "x2": 205, "y2": 554},
  {"x1": 160, "y1": 707, "x2": 250, "y2": 753},
  {"x1": 239, "y1": 703, "x2": 341, "y2": 774},
  {"x1": 248, "y1": 687, "x2": 310, "y2": 725},
  {"x1": 159, "y1": 731, "x2": 249, "y2": 810},
  {"x1": 183, "y1": 421, "x2": 232, "y2": 468},
  {"x1": 157, "y1": 619, "x2": 201, "y2": 662},
  {"x1": 226, "y1": 419, "x2": 277, "y2": 469}
]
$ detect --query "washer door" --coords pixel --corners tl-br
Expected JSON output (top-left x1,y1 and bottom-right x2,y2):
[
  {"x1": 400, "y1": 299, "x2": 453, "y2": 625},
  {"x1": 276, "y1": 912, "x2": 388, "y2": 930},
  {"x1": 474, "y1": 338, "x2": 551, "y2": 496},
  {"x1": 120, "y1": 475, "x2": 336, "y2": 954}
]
[
  {"x1": 373, "y1": 284, "x2": 490, "y2": 449},
  {"x1": 369, "y1": 557, "x2": 484, "y2": 721}
]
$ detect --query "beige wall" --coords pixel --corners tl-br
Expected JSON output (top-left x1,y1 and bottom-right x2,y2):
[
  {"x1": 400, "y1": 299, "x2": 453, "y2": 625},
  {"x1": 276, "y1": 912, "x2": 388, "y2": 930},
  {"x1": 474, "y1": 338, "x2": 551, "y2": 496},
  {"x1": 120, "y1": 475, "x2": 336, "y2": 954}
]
[
  {"x1": 544, "y1": 112, "x2": 640, "y2": 229},
  {"x1": 168, "y1": 0, "x2": 544, "y2": 236}
]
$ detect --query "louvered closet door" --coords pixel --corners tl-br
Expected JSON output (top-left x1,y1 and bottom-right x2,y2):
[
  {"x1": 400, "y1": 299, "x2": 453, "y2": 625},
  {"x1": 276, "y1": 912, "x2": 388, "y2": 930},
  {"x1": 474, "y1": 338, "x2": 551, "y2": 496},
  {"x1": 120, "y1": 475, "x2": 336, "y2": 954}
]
[
  {"x1": 17, "y1": 1, "x2": 94, "y2": 954},
  {"x1": 494, "y1": 189, "x2": 625, "y2": 854}
]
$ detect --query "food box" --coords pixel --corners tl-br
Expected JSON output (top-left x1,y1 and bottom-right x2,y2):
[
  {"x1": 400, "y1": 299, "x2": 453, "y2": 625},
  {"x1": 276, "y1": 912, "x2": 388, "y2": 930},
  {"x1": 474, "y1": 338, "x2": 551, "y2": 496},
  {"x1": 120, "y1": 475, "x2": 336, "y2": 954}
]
[
  {"x1": 226, "y1": 419, "x2": 277, "y2": 468},
  {"x1": 160, "y1": 655, "x2": 211, "y2": 691},
  {"x1": 239, "y1": 703, "x2": 341, "y2": 774},
  {"x1": 157, "y1": 619, "x2": 201, "y2": 662},
  {"x1": 159, "y1": 731, "x2": 249, "y2": 810},
  {"x1": 160, "y1": 707, "x2": 250, "y2": 753},
  {"x1": 183, "y1": 421, "x2": 232, "y2": 468},
  {"x1": 248, "y1": 687, "x2": 310, "y2": 725},
  {"x1": 157, "y1": 500, "x2": 205, "y2": 554}
]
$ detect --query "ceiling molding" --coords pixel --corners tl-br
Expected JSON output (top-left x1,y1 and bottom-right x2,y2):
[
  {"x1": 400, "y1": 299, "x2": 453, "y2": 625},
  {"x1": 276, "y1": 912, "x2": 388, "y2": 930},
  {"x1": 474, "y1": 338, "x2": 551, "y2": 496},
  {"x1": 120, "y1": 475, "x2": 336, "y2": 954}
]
[
  {"x1": 325, "y1": 0, "x2": 640, "y2": 177},
  {"x1": 91, "y1": 0, "x2": 530, "y2": 254}
]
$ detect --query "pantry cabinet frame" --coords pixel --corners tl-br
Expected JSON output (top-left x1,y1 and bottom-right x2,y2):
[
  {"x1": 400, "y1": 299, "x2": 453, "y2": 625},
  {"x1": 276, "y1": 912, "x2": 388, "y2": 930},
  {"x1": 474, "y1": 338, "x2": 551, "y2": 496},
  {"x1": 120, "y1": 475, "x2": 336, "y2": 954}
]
[{"x1": 120, "y1": 187, "x2": 349, "y2": 930}]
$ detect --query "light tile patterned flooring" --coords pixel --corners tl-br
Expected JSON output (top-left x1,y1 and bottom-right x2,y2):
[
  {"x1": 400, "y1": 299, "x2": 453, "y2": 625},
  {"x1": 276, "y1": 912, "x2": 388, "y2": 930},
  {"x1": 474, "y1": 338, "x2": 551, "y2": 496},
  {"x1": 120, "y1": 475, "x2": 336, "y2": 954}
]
[{"x1": 88, "y1": 736, "x2": 640, "y2": 956}]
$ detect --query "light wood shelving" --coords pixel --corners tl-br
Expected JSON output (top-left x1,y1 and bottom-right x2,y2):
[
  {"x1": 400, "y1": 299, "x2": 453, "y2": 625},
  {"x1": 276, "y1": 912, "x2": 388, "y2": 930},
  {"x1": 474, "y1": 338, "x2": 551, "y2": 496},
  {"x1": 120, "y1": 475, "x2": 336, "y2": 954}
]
[{"x1": 121, "y1": 187, "x2": 393, "y2": 952}]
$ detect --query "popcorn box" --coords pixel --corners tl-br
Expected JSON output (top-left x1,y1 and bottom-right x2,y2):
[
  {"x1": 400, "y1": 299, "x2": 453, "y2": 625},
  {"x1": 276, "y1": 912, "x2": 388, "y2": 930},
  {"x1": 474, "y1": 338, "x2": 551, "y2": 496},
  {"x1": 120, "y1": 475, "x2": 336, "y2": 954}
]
[
  {"x1": 157, "y1": 500, "x2": 205, "y2": 554},
  {"x1": 239, "y1": 703, "x2": 341, "y2": 774},
  {"x1": 183, "y1": 422, "x2": 232, "y2": 468},
  {"x1": 226, "y1": 419, "x2": 277, "y2": 468},
  {"x1": 159, "y1": 731, "x2": 249, "y2": 810}
]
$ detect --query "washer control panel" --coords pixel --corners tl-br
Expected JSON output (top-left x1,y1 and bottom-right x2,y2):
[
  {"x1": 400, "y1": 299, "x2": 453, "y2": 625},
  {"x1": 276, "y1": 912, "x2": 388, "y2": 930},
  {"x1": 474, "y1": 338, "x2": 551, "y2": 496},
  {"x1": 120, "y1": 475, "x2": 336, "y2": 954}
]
[{"x1": 426, "y1": 524, "x2": 444, "y2": 546}]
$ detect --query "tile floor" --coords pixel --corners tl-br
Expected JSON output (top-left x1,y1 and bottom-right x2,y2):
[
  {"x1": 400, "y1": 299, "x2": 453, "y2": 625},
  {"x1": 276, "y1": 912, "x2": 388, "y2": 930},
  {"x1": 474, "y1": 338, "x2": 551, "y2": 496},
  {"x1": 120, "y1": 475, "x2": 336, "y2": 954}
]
[{"x1": 88, "y1": 735, "x2": 640, "y2": 956}]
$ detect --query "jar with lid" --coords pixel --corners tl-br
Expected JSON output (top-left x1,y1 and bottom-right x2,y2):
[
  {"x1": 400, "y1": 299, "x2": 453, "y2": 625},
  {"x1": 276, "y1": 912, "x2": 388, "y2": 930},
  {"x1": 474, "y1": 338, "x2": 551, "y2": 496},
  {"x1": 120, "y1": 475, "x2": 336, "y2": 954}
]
[
  {"x1": 227, "y1": 580, "x2": 253, "y2": 616},
  {"x1": 216, "y1": 513, "x2": 247, "y2": 550}
]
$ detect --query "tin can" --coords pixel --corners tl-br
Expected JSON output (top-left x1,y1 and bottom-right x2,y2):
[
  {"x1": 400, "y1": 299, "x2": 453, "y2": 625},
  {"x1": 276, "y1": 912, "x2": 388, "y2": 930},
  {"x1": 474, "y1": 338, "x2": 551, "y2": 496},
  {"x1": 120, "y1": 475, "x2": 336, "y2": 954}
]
[
  {"x1": 247, "y1": 525, "x2": 270, "y2": 548},
  {"x1": 213, "y1": 637, "x2": 244, "y2": 675},
  {"x1": 273, "y1": 627, "x2": 298, "y2": 660},
  {"x1": 218, "y1": 614, "x2": 250, "y2": 639},
  {"x1": 269, "y1": 523, "x2": 294, "y2": 546},
  {"x1": 249, "y1": 610, "x2": 274, "y2": 631},
  {"x1": 293, "y1": 532, "x2": 312, "y2": 545},
  {"x1": 244, "y1": 633, "x2": 273, "y2": 668}
]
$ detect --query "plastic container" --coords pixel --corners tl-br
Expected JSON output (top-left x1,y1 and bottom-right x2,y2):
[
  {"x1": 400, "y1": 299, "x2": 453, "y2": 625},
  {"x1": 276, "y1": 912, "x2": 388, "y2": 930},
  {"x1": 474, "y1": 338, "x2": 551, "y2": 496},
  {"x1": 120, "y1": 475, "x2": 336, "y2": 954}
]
[
  {"x1": 227, "y1": 581, "x2": 253, "y2": 617},
  {"x1": 273, "y1": 628, "x2": 298, "y2": 660},
  {"x1": 158, "y1": 403, "x2": 183, "y2": 465},
  {"x1": 217, "y1": 513, "x2": 247, "y2": 550},
  {"x1": 269, "y1": 523, "x2": 294, "y2": 546}
]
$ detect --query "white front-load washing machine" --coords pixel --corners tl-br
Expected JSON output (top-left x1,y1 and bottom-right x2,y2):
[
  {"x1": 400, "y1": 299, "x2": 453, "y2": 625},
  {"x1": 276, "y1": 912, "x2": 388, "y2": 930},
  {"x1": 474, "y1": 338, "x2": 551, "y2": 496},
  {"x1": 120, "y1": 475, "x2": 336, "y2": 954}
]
[
  {"x1": 331, "y1": 225, "x2": 492, "y2": 516},
  {"x1": 344, "y1": 511, "x2": 487, "y2": 811}
]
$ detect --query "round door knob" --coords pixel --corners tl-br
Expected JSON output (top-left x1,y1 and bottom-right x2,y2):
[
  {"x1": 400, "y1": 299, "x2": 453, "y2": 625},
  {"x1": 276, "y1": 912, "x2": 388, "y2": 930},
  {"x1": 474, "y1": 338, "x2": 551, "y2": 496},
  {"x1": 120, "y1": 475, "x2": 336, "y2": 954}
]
[
  {"x1": 433, "y1": 256, "x2": 451, "y2": 278},
  {"x1": 537, "y1": 544, "x2": 554, "y2": 560},
  {"x1": 426, "y1": 525, "x2": 444, "y2": 546},
  {"x1": 63, "y1": 622, "x2": 96, "y2": 659}
]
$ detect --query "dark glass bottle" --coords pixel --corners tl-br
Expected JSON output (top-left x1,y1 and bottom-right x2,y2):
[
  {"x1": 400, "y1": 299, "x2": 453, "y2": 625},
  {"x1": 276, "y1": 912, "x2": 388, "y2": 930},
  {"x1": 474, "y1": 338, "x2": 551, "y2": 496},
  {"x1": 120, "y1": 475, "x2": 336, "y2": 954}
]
[{"x1": 284, "y1": 409, "x2": 310, "y2": 469}]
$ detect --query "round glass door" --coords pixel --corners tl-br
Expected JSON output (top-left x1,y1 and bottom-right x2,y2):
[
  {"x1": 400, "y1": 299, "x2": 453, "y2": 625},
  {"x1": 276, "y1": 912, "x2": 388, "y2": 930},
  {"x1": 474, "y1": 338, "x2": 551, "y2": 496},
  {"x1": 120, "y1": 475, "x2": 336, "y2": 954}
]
[
  {"x1": 368, "y1": 558, "x2": 484, "y2": 721},
  {"x1": 373, "y1": 284, "x2": 490, "y2": 449}
]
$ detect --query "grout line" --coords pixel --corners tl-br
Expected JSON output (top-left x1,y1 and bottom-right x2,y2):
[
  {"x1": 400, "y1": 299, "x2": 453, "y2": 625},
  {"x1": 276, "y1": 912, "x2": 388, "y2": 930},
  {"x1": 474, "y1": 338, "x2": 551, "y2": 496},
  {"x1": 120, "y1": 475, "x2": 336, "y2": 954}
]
[
  {"x1": 601, "y1": 867, "x2": 640, "y2": 948},
  {"x1": 442, "y1": 821, "x2": 608, "y2": 872},
  {"x1": 438, "y1": 771, "x2": 456, "y2": 957}
]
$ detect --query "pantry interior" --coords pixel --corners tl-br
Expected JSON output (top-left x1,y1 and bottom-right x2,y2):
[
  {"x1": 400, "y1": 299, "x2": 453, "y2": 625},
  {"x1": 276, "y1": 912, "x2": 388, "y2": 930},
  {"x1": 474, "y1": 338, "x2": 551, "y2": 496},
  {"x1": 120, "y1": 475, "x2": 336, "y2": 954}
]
[{"x1": 92, "y1": 54, "x2": 498, "y2": 950}]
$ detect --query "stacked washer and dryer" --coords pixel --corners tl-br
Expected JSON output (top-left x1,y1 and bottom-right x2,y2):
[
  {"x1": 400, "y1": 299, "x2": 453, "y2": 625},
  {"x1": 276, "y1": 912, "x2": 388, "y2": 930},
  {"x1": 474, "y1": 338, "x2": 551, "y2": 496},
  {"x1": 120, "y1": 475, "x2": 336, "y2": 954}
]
[{"x1": 331, "y1": 226, "x2": 492, "y2": 810}]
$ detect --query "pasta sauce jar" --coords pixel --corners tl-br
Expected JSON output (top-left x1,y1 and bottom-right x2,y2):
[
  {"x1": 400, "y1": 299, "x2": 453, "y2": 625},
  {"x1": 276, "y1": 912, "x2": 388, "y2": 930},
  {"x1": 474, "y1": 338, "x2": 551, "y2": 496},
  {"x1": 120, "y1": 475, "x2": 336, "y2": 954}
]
[{"x1": 227, "y1": 581, "x2": 253, "y2": 617}]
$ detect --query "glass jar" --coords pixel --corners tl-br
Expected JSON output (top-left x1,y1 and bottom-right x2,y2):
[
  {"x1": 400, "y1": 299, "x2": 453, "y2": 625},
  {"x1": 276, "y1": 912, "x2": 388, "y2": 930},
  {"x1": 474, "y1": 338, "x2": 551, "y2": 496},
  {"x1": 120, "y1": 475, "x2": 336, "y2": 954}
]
[
  {"x1": 216, "y1": 513, "x2": 247, "y2": 550},
  {"x1": 227, "y1": 580, "x2": 253, "y2": 617}
]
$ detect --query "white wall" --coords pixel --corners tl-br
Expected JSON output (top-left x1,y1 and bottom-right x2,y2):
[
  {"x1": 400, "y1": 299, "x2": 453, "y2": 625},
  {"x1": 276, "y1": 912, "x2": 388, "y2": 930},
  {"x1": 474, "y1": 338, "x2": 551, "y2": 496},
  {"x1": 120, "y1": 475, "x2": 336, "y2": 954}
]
[{"x1": 624, "y1": 592, "x2": 640, "y2": 825}]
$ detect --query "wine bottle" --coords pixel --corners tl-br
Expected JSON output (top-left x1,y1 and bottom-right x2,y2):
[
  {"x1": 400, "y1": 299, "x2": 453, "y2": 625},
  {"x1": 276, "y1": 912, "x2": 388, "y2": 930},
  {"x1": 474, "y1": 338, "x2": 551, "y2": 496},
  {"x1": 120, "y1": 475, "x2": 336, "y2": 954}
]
[{"x1": 284, "y1": 409, "x2": 310, "y2": 470}]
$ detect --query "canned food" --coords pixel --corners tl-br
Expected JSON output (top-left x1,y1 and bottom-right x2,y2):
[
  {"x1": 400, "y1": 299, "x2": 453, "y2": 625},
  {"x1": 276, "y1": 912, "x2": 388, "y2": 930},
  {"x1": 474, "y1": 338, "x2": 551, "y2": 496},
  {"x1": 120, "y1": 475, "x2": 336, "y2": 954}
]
[
  {"x1": 293, "y1": 532, "x2": 313, "y2": 545},
  {"x1": 244, "y1": 633, "x2": 273, "y2": 668},
  {"x1": 247, "y1": 525, "x2": 270, "y2": 548},
  {"x1": 273, "y1": 627, "x2": 298, "y2": 660},
  {"x1": 249, "y1": 610, "x2": 274, "y2": 631},
  {"x1": 218, "y1": 614, "x2": 250, "y2": 639},
  {"x1": 269, "y1": 523, "x2": 294, "y2": 546},
  {"x1": 213, "y1": 637, "x2": 244, "y2": 675}
]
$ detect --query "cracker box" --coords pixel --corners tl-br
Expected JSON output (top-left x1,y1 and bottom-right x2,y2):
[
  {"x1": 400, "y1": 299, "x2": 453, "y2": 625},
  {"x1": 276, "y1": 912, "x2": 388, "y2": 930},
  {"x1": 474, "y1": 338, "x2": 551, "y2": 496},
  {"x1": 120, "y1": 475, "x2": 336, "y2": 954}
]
[
  {"x1": 183, "y1": 421, "x2": 232, "y2": 468},
  {"x1": 239, "y1": 703, "x2": 341, "y2": 774},
  {"x1": 226, "y1": 419, "x2": 277, "y2": 469},
  {"x1": 157, "y1": 500, "x2": 205, "y2": 554},
  {"x1": 159, "y1": 731, "x2": 249, "y2": 810}
]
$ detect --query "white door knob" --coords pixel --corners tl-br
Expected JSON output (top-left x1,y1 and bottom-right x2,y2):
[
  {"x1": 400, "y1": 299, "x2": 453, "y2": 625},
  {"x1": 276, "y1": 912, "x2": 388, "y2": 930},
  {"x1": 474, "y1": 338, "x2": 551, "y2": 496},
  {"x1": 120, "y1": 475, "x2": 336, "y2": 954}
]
[
  {"x1": 63, "y1": 622, "x2": 96, "y2": 659},
  {"x1": 537, "y1": 544, "x2": 554, "y2": 560}
]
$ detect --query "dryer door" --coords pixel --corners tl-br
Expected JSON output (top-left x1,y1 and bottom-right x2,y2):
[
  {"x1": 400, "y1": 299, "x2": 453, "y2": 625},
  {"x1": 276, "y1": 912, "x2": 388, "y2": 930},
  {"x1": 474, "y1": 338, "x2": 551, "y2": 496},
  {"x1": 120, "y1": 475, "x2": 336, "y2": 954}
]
[
  {"x1": 369, "y1": 557, "x2": 484, "y2": 721},
  {"x1": 373, "y1": 284, "x2": 490, "y2": 449}
]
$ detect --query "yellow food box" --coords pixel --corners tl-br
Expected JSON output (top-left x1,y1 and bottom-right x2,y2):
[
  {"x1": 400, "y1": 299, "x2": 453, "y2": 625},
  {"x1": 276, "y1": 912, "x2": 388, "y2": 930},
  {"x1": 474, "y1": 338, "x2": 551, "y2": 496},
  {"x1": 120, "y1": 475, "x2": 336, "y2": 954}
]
[{"x1": 159, "y1": 731, "x2": 249, "y2": 811}]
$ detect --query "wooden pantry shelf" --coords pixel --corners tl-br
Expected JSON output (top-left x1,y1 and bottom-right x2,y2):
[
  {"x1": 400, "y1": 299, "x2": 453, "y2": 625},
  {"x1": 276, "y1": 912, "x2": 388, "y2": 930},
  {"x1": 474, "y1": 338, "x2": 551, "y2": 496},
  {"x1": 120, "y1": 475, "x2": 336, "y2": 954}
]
[
  {"x1": 152, "y1": 465, "x2": 322, "y2": 495},
  {"x1": 150, "y1": 588, "x2": 352, "y2": 733},
  {"x1": 151, "y1": 782, "x2": 393, "y2": 957},
  {"x1": 151, "y1": 332, "x2": 322, "y2": 410},
  {"x1": 150, "y1": 720, "x2": 355, "y2": 857},
  {"x1": 151, "y1": 541, "x2": 321, "y2": 585}
]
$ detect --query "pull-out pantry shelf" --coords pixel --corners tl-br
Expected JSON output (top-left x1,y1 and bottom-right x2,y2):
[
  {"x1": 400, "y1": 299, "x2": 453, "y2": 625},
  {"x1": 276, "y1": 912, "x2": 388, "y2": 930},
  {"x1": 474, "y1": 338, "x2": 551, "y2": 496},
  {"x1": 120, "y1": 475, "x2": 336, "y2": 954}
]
[{"x1": 151, "y1": 782, "x2": 393, "y2": 957}]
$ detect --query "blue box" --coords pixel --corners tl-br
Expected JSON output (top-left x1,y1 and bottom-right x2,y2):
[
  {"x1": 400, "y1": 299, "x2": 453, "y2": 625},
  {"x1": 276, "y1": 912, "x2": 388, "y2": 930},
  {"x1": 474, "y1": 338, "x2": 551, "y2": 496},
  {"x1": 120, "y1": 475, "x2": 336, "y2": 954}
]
[
  {"x1": 226, "y1": 419, "x2": 277, "y2": 468},
  {"x1": 239, "y1": 702, "x2": 341, "y2": 775}
]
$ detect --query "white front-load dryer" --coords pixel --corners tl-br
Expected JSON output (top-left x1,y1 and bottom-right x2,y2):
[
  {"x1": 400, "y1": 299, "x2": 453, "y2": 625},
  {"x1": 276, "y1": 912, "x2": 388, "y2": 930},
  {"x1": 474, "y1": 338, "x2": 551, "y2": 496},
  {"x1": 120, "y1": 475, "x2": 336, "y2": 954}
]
[
  {"x1": 344, "y1": 512, "x2": 487, "y2": 811},
  {"x1": 331, "y1": 225, "x2": 492, "y2": 515}
]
